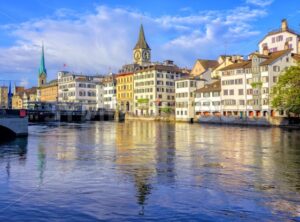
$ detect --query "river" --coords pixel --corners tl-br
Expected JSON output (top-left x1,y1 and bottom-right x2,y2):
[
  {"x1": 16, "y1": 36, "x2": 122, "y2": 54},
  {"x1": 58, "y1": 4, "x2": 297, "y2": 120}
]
[{"x1": 0, "y1": 121, "x2": 300, "y2": 221}]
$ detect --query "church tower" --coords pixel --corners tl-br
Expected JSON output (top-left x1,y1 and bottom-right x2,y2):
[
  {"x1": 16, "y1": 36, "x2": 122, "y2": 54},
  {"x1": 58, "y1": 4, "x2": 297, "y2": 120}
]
[
  {"x1": 38, "y1": 44, "x2": 47, "y2": 87},
  {"x1": 133, "y1": 24, "x2": 151, "y2": 65}
]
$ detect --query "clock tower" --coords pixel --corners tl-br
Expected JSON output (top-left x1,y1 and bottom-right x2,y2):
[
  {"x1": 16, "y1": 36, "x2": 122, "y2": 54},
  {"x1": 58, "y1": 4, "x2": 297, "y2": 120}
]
[{"x1": 133, "y1": 24, "x2": 151, "y2": 65}]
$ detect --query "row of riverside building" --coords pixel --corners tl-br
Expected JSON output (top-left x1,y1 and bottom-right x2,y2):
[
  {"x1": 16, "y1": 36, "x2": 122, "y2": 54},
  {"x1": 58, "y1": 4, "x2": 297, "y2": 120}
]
[{"x1": 1, "y1": 19, "x2": 299, "y2": 121}]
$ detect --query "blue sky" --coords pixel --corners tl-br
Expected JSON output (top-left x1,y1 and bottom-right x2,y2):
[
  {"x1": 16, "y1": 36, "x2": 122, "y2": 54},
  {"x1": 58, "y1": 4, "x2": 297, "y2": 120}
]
[{"x1": 0, "y1": 0, "x2": 299, "y2": 86}]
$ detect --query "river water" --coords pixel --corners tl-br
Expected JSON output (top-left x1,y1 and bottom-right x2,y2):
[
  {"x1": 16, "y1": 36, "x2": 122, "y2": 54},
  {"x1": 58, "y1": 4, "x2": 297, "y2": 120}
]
[{"x1": 0, "y1": 121, "x2": 299, "y2": 221}]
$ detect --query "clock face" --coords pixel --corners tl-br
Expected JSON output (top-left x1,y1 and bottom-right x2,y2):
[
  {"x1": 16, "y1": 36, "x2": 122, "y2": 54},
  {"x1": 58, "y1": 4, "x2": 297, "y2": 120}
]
[
  {"x1": 134, "y1": 51, "x2": 141, "y2": 61},
  {"x1": 142, "y1": 50, "x2": 150, "y2": 60}
]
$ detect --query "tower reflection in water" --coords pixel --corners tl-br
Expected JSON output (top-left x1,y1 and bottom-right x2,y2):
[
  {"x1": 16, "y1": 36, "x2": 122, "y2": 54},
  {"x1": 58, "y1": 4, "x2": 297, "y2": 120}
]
[{"x1": 115, "y1": 121, "x2": 177, "y2": 214}]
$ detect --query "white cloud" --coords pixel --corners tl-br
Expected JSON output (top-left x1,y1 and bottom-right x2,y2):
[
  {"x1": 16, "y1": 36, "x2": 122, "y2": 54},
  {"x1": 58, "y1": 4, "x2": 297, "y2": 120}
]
[
  {"x1": 0, "y1": 5, "x2": 268, "y2": 86},
  {"x1": 246, "y1": 0, "x2": 274, "y2": 7}
]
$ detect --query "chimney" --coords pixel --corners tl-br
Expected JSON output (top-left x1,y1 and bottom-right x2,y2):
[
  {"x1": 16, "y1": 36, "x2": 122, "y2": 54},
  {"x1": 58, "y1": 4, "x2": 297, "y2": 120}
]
[
  {"x1": 281, "y1": 19, "x2": 288, "y2": 32},
  {"x1": 263, "y1": 46, "x2": 269, "y2": 55}
]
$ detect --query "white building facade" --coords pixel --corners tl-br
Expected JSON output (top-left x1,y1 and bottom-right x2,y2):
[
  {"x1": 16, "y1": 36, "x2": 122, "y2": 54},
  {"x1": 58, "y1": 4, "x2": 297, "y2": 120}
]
[
  {"x1": 195, "y1": 80, "x2": 221, "y2": 117},
  {"x1": 133, "y1": 61, "x2": 186, "y2": 116},
  {"x1": 259, "y1": 19, "x2": 300, "y2": 54},
  {"x1": 102, "y1": 75, "x2": 117, "y2": 110},
  {"x1": 57, "y1": 71, "x2": 102, "y2": 111},
  {"x1": 219, "y1": 49, "x2": 298, "y2": 117},
  {"x1": 175, "y1": 78, "x2": 204, "y2": 121}
]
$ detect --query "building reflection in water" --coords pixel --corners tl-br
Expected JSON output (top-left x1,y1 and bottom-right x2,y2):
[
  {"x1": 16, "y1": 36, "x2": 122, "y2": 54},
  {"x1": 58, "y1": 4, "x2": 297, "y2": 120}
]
[
  {"x1": 37, "y1": 144, "x2": 47, "y2": 186},
  {"x1": 115, "y1": 121, "x2": 176, "y2": 214}
]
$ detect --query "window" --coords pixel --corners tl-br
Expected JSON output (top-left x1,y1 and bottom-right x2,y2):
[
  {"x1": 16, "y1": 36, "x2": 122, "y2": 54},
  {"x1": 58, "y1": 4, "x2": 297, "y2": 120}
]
[
  {"x1": 229, "y1": 89, "x2": 234, "y2": 95},
  {"x1": 273, "y1": 76, "x2": 278, "y2": 83},
  {"x1": 247, "y1": 89, "x2": 253, "y2": 95},
  {"x1": 238, "y1": 89, "x2": 244, "y2": 95},
  {"x1": 272, "y1": 37, "x2": 275, "y2": 43},
  {"x1": 212, "y1": 92, "x2": 220, "y2": 97},
  {"x1": 239, "y1": 100, "x2": 245, "y2": 105},
  {"x1": 273, "y1": 66, "x2": 280, "y2": 72},
  {"x1": 223, "y1": 90, "x2": 228, "y2": 96},
  {"x1": 203, "y1": 92, "x2": 210, "y2": 97},
  {"x1": 262, "y1": 76, "x2": 269, "y2": 82},
  {"x1": 276, "y1": 35, "x2": 283, "y2": 42}
]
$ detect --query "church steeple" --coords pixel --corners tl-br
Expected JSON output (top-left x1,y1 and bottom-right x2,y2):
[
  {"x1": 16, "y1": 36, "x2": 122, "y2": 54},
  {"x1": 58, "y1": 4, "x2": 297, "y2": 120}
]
[
  {"x1": 134, "y1": 24, "x2": 151, "y2": 50},
  {"x1": 133, "y1": 24, "x2": 151, "y2": 65},
  {"x1": 39, "y1": 43, "x2": 47, "y2": 76},
  {"x1": 38, "y1": 43, "x2": 47, "y2": 87}
]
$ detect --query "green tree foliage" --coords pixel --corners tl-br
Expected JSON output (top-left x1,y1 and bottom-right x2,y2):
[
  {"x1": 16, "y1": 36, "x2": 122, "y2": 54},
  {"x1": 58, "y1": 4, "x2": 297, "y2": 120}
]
[{"x1": 271, "y1": 63, "x2": 300, "y2": 115}]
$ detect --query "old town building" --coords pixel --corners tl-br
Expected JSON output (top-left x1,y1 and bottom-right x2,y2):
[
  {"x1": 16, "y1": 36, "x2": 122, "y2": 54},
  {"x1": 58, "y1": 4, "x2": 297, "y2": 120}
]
[
  {"x1": 195, "y1": 80, "x2": 221, "y2": 117},
  {"x1": 175, "y1": 77, "x2": 205, "y2": 121},
  {"x1": 57, "y1": 71, "x2": 102, "y2": 110},
  {"x1": 219, "y1": 49, "x2": 298, "y2": 117},
  {"x1": 116, "y1": 72, "x2": 134, "y2": 113},
  {"x1": 102, "y1": 74, "x2": 117, "y2": 110},
  {"x1": 40, "y1": 80, "x2": 58, "y2": 102},
  {"x1": 259, "y1": 19, "x2": 300, "y2": 54},
  {"x1": 133, "y1": 60, "x2": 187, "y2": 116},
  {"x1": 0, "y1": 86, "x2": 8, "y2": 108}
]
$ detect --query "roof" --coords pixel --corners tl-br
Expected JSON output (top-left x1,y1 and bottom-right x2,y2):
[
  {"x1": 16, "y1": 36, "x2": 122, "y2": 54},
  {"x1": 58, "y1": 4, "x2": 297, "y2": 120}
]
[
  {"x1": 116, "y1": 72, "x2": 134, "y2": 78},
  {"x1": 259, "y1": 49, "x2": 291, "y2": 66},
  {"x1": 175, "y1": 76, "x2": 206, "y2": 82},
  {"x1": 195, "y1": 80, "x2": 221, "y2": 93},
  {"x1": 219, "y1": 61, "x2": 251, "y2": 71},
  {"x1": 40, "y1": 79, "x2": 58, "y2": 88},
  {"x1": 39, "y1": 44, "x2": 47, "y2": 76},
  {"x1": 292, "y1": 54, "x2": 300, "y2": 62},
  {"x1": 134, "y1": 24, "x2": 151, "y2": 50},
  {"x1": 135, "y1": 64, "x2": 183, "y2": 73},
  {"x1": 197, "y1": 59, "x2": 219, "y2": 70}
]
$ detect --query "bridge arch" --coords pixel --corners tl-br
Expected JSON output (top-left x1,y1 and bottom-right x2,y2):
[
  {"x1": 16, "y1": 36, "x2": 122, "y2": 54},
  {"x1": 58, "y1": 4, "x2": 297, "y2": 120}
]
[{"x1": 0, "y1": 125, "x2": 17, "y2": 140}]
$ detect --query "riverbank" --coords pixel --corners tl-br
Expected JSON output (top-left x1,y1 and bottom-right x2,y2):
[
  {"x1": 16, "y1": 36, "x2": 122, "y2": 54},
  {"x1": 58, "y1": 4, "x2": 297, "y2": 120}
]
[{"x1": 125, "y1": 114, "x2": 300, "y2": 129}]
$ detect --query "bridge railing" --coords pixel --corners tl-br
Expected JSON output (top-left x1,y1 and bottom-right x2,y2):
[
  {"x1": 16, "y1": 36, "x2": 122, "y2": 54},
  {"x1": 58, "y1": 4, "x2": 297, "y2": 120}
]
[{"x1": 0, "y1": 109, "x2": 27, "y2": 118}]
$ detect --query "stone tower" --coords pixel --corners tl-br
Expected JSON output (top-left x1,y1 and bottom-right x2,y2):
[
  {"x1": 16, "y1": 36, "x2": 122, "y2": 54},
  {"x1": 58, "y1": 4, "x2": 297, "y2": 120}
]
[
  {"x1": 133, "y1": 24, "x2": 151, "y2": 65},
  {"x1": 38, "y1": 44, "x2": 47, "y2": 87}
]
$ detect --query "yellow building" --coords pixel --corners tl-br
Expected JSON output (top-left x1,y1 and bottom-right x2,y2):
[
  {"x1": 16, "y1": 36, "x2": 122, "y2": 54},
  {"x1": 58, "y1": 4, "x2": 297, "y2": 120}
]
[
  {"x1": 0, "y1": 86, "x2": 8, "y2": 108},
  {"x1": 116, "y1": 72, "x2": 134, "y2": 112},
  {"x1": 12, "y1": 94, "x2": 23, "y2": 109},
  {"x1": 40, "y1": 80, "x2": 58, "y2": 102}
]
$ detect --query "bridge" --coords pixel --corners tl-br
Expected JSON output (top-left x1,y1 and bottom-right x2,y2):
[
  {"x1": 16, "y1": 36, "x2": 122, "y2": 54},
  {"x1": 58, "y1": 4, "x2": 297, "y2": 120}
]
[{"x1": 0, "y1": 110, "x2": 28, "y2": 139}]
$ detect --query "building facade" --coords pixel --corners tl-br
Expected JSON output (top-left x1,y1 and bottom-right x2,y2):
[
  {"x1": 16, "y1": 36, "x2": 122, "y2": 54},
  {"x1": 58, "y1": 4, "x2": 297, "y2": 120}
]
[
  {"x1": 96, "y1": 83, "x2": 104, "y2": 110},
  {"x1": 0, "y1": 86, "x2": 8, "y2": 108},
  {"x1": 219, "y1": 49, "x2": 298, "y2": 117},
  {"x1": 195, "y1": 80, "x2": 221, "y2": 117},
  {"x1": 133, "y1": 61, "x2": 186, "y2": 116},
  {"x1": 102, "y1": 75, "x2": 117, "y2": 110},
  {"x1": 259, "y1": 19, "x2": 300, "y2": 54},
  {"x1": 175, "y1": 77, "x2": 205, "y2": 121},
  {"x1": 57, "y1": 71, "x2": 102, "y2": 110},
  {"x1": 40, "y1": 80, "x2": 58, "y2": 102},
  {"x1": 116, "y1": 72, "x2": 134, "y2": 113}
]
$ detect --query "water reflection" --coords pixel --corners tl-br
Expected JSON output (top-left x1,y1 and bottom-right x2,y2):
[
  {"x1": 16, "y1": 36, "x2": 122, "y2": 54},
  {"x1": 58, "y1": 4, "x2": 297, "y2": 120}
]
[
  {"x1": 0, "y1": 138, "x2": 28, "y2": 179},
  {"x1": 0, "y1": 122, "x2": 299, "y2": 221}
]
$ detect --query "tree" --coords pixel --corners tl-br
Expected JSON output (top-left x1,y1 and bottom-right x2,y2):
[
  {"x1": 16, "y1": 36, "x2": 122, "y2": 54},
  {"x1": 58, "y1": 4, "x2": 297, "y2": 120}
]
[{"x1": 271, "y1": 62, "x2": 300, "y2": 115}]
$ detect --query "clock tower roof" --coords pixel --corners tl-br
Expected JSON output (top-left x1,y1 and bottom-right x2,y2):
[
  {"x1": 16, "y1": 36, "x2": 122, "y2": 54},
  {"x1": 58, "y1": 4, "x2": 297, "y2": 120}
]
[{"x1": 134, "y1": 24, "x2": 151, "y2": 50}]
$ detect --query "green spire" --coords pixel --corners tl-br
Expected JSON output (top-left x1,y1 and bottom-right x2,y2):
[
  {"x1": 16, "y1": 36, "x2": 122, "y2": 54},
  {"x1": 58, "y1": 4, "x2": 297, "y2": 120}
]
[
  {"x1": 134, "y1": 24, "x2": 151, "y2": 50},
  {"x1": 39, "y1": 43, "x2": 47, "y2": 76}
]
